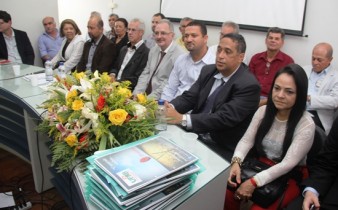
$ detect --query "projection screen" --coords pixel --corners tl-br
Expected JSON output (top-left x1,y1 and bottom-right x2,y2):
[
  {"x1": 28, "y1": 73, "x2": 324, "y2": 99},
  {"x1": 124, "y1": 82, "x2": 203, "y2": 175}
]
[{"x1": 161, "y1": 0, "x2": 307, "y2": 36}]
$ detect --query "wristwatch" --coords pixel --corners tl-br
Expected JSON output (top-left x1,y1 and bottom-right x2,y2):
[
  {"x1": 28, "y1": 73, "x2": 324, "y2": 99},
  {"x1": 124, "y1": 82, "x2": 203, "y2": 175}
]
[{"x1": 180, "y1": 114, "x2": 187, "y2": 127}]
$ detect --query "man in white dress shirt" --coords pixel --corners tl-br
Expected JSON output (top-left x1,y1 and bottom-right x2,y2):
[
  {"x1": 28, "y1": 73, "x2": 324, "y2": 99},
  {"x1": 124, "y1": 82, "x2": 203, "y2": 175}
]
[
  {"x1": 304, "y1": 42, "x2": 338, "y2": 134},
  {"x1": 161, "y1": 21, "x2": 215, "y2": 102}
]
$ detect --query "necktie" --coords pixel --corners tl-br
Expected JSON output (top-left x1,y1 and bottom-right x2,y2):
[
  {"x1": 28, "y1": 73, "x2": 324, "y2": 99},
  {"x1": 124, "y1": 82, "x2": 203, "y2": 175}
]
[
  {"x1": 145, "y1": 51, "x2": 166, "y2": 95},
  {"x1": 201, "y1": 79, "x2": 225, "y2": 113}
]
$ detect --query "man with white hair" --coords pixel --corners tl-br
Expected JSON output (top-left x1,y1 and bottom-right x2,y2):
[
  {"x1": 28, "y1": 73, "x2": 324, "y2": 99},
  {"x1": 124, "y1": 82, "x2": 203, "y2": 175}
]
[
  {"x1": 304, "y1": 42, "x2": 338, "y2": 134},
  {"x1": 133, "y1": 19, "x2": 184, "y2": 99},
  {"x1": 109, "y1": 18, "x2": 149, "y2": 91},
  {"x1": 38, "y1": 16, "x2": 63, "y2": 63}
]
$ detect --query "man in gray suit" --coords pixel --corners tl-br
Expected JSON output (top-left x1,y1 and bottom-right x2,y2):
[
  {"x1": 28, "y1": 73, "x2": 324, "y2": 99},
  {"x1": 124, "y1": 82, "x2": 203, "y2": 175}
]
[
  {"x1": 133, "y1": 19, "x2": 184, "y2": 99},
  {"x1": 109, "y1": 18, "x2": 149, "y2": 91},
  {"x1": 166, "y1": 33, "x2": 260, "y2": 160},
  {"x1": 304, "y1": 42, "x2": 338, "y2": 135}
]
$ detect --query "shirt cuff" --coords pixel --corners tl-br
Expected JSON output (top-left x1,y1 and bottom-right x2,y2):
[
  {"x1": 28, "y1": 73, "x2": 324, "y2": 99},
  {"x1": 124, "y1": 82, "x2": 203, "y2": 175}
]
[
  {"x1": 303, "y1": 187, "x2": 319, "y2": 197},
  {"x1": 186, "y1": 114, "x2": 192, "y2": 129}
]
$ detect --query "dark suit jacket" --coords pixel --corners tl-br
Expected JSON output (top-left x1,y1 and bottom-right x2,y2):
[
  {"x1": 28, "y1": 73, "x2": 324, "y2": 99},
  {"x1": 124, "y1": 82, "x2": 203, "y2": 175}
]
[
  {"x1": 302, "y1": 117, "x2": 338, "y2": 207},
  {"x1": 0, "y1": 28, "x2": 35, "y2": 65},
  {"x1": 77, "y1": 35, "x2": 116, "y2": 73},
  {"x1": 171, "y1": 63, "x2": 260, "y2": 155},
  {"x1": 110, "y1": 43, "x2": 149, "y2": 91},
  {"x1": 112, "y1": 33, "x2": 129, "y2": 64}
]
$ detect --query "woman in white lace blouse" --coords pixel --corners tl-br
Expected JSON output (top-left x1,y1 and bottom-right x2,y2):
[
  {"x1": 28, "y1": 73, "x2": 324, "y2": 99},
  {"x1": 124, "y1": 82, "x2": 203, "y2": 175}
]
[{"x1": 225, "y1": 64, "x2": 315, "y2": 210}]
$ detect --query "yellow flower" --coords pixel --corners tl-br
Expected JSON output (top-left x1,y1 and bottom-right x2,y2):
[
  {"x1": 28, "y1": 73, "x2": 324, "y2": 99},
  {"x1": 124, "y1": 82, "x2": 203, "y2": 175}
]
[
  {"x1": 75, "y1": 72, "x2": 85, "y2": 80},
  {"x1": 117, "y1": 87, "x2": 132, "y2": 98},
  {"x1": 109, "y1": 109, "x2": 128, "y2": 126},
  {"x1": 101, "y1": 72, "x2": 111, "y2": 83},
  {"x1": 136, "y1": 93, "x2": 147, "y2": 104},
  {"x1": 65, "y1": 134, "x2": 77, "y2": 147},
  {"x1": 72, "y1": 99, "x2": 84, "y2": 110},
  {"x1": 66, "y1": 90, "x2": 77, "y2": 102}
]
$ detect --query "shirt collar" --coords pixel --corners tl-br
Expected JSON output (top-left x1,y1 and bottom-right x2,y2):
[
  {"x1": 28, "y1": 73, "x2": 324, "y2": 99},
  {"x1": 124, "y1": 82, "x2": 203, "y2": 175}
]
[
  {"x1": 313, "y1": 65, "x2": 331, "y2": 75},
  {"x1": 43, "y1": 28, "x2": 59, "y2": 37},
  {"x1": 127, "y1": 40, "x2": 144, "y2": 50},
  {"x1": 161, "y1": 41, "x2": 174, "y2": 53},
  {"x1": 3, "y1": 28, "x2": 15, "y2": 39},
  {"x1": 198, "y1": 47, "x2": 216, "y2": 65},
  {"x1": 259, "y1": 50, "x2": 284, "y2": 62},
  {"x1": 215, "y1": 64, "x2": 241, "y2": 82},
  {"x1": 91, "y1": 34, "x2": 103, "y2": 45}
]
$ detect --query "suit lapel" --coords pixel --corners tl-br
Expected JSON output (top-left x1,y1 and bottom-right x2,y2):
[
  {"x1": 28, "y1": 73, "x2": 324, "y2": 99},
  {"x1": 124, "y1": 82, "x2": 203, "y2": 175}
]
[
  {"x1": 318, "y1": 69, "x2": 335, "y2": 94},
  {"x1": 211, "y1": 65, "x2": 244, "y2": 111},
  {"x1": 196, "y1": 69, "x2": 218, "y2": 111}
]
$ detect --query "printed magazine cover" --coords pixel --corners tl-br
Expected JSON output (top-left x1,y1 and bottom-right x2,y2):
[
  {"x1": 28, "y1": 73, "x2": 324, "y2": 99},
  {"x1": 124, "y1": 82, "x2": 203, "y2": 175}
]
[{"x1": 94, "y1": 136, "x2": 198, "y2": 193}]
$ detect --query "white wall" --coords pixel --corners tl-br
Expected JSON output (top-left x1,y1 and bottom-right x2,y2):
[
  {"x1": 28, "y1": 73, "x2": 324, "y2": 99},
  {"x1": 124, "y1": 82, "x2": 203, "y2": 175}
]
[
  {"x1": 58, "y1": 0, "x2": 112, "y2": 40},
  {"x1": 2, "y1": 0, "x2": 338, "y2": 67}
]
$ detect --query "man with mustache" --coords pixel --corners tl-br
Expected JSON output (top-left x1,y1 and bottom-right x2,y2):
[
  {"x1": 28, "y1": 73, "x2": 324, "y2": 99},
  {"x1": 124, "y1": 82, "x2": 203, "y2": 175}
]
[
  {"x1": 249, "y1": 27, "x2": 294, "y2": 107},
  {"x1": 77, "y1": 15, "x2": 116, "y2": 73},
  {"x1": 133, "y1": 19, "x2": 184, "y2": 99},
  {"x1": 166, "y1": 33, "x2": 260, "y2": 160}
]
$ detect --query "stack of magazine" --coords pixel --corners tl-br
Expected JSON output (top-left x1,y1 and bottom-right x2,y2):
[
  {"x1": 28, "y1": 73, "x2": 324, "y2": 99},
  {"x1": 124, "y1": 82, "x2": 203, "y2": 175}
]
[{"x1": 84, "y1": 135, "x2": 201, "y2": 210}]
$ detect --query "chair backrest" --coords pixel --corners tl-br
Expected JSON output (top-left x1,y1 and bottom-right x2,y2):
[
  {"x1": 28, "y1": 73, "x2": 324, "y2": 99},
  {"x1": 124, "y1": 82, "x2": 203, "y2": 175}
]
[{"x1": 306, "y1": 126, "x2": 326, "y2": 166}]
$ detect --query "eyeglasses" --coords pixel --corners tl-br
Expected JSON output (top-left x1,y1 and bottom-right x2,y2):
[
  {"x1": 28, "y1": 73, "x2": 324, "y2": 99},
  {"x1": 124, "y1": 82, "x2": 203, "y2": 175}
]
[
  {"x1": 127, "y1": 28, "x2": 140, "y2": 32},
  {"x1": 265, "y1": 62, "x2": 271, "y2": 75},
  {"x1": 154, "y1": 31, "x2": 172, "y2": 36}
]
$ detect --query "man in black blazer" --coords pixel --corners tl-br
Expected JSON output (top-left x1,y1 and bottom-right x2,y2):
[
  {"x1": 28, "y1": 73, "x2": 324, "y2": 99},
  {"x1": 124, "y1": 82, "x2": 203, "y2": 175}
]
[
  {"x1": 109, "y1": 18, "x2": 149, "y2": 91},
  {"x1": 166, "y1": 33, "x2": 260, "y2": 160},
  {"x1": 77, "y1": 15, "x2": 116, "y2": 73},
  {"x1": 287, "y1": 117, "x2": 338, "y2": 210},
  {"x1": 0, "y1": 10, "x2": 34, "y2": 65}
]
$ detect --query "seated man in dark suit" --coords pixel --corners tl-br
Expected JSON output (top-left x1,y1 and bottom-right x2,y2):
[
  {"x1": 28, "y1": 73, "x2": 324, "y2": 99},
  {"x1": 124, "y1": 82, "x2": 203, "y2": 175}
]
[
  {"x1": 286, "y1": 117, "x2": 338, "y2": 210},
  {"x1": 166, "y1": 33, "x2": 261, "y2": 161},
  {"x1": 109, "y1": 18, "x2": 149, "y2": 91},
  {"x1": 0, "y1": 10, "x2": 35, "y2": 65},
  {"x1": 77, "y1": 15, "x2": 116, "y2": 73}
]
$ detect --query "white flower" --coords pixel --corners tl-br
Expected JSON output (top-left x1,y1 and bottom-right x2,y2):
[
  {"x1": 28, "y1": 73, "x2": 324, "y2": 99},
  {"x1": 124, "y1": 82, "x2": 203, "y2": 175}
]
[
  {"x1": 81, "y1": 106, "x2": 99, "y2": 128},
  {"x1": 133, "y1": 103, "x2": 147, "y2": 120}
]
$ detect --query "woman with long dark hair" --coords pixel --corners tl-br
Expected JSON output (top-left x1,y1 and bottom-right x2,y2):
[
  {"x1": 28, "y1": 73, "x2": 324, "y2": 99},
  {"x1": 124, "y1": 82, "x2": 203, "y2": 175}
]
[{"x1": 225, "y1": 64, "x2": 315, "y2": 210}]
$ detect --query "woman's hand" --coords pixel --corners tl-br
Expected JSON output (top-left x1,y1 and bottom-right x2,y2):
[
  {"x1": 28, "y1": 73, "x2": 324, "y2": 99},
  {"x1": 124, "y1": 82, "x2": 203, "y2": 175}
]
[{"x1": 227, "y1": 163, "x2": 241, "y2": 188}]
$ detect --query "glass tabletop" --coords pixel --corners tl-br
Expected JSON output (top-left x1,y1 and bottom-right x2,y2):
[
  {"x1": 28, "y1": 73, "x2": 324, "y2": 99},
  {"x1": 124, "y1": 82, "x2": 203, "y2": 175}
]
[{"x1": 0, "y1": 63, "x2": 45, "y2": 81}]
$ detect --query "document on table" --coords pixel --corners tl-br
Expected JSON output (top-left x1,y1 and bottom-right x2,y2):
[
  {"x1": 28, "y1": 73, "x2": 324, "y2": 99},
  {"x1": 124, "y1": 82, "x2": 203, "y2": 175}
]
[{"x1": 0, "y1": 191, "x2": 15, "y2": 208}]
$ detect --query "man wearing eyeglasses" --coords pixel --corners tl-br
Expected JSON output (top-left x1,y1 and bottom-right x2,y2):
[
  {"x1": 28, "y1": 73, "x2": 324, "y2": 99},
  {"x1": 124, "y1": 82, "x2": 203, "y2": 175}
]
[
  {"x1": 249, "y1": 27, "x2": 294, "y2": 107},
  {"x1": 109, "y1": 18, "x2": 149, "y2": 91},
  {"x1": 175, "y1": 17, "x2": 193, "y2": 51},
  {"x1": 133, "y1": 19, "x2": 184, "y2": 99},
  {"x1": 303, "y1": 43, "x2": 338, "y2": 135}
]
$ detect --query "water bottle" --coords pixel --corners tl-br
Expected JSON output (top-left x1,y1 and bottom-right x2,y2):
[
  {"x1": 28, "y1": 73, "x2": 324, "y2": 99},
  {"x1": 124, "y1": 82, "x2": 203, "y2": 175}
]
[
  {"x1": 58, "y1": 62, "x2": 66, "y2": 79},
  {"x1": 45, "y1": 61, "x2": 54, "y2": 81},
  {"x1": 155, "y1": 99, "x2": 167, "y2": 132}
]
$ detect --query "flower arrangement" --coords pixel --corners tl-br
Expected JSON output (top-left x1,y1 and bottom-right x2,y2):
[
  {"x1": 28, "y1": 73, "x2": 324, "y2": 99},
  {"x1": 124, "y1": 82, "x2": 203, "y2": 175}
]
[{"x1": 38, "y1": 71, "x2": 158, "y2": 172}]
